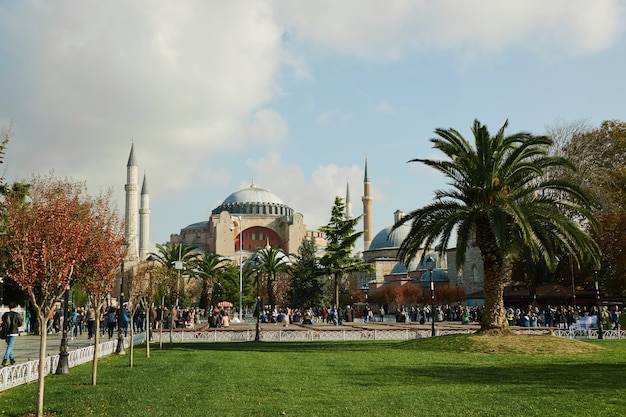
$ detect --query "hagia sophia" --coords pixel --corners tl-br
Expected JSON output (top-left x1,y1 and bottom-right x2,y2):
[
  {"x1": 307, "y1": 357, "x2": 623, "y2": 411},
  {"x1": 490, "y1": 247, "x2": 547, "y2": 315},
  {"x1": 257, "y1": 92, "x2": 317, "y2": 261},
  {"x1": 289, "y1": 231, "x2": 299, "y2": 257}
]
[{"x1": 122, "y1": 144, "x2": 487, "y2": 306}]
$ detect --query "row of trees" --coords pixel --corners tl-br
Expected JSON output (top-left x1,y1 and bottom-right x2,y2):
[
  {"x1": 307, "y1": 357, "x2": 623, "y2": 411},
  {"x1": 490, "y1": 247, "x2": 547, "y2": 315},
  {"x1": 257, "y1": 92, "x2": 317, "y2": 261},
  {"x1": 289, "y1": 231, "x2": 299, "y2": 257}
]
[
  {"x1": 1, "y1": 172, "x2": 126, "y2": 416},
  {"x1": 3, "y1": 117, "x2": 625, "y2": 413},
  {"x1": 394, "y1": 119, "x2": 626, "y2": 334},
  {"x1": 144, "y1": 196, "x2": 372, "y2": 316}
]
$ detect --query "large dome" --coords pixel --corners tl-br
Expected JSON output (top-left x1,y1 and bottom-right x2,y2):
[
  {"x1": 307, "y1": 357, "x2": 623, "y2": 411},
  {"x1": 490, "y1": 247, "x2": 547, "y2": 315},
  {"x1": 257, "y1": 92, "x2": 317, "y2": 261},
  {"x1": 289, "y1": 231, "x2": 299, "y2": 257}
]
[{"x1": 211, "y1": 182, "x2": 294, "y2": 216}]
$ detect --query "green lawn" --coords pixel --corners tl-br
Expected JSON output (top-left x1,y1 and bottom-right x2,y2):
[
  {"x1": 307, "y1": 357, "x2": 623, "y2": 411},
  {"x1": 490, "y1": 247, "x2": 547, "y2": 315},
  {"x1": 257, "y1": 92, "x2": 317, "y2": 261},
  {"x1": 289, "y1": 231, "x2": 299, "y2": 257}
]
[{"x1": 1, "y1": 335, "x2": 625, "y2": 417}]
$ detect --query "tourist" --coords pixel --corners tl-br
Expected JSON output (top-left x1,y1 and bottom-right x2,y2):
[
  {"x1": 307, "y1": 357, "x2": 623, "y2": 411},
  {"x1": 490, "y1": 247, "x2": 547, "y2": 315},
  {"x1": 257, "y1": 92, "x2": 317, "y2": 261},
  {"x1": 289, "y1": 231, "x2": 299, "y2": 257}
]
[{"x1": 2, "y1": 302, "x2": 23, "y2": 367}]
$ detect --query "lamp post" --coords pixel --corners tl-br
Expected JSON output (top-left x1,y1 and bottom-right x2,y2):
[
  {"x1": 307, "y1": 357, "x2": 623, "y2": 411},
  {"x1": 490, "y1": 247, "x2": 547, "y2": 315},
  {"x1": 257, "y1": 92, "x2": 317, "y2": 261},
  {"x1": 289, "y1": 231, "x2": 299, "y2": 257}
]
[
  {"x1": 231, "y1": 216, "x2": 243, "y2": 321},
  {"x1": 254, "y1": 259, "x2": 261, "y2": 342},
  {"x1": 245, "y1": 255, "x2": 261, "y2": 341},
  {"x1": 425, "y1": 256, "x2": 436, "y2": 337},
  {"x1": 595, "y1": 270, "x2": 602, "y2": 338},
  {"x1": 116, "y1": 255, "x2": 127, "y2": 354},
  {"x1": 55, "y1": 286, "x2": 71, "y2": 374},
  {"x1": 570, "y1": 253, "x2": 576, "y2": 307},
  {"x1": 0, "y1": 263, "x2": 5, "y2": 307},
  {"x1": 172, "y1": 244, "x2": 183, "y2": 344}
]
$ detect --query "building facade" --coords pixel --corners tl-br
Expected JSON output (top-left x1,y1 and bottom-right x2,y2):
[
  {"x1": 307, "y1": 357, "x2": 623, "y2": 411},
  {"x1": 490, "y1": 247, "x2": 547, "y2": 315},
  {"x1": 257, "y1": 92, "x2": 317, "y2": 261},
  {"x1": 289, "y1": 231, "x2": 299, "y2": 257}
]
[{"x1": 170, "y1": 181, "x2": 325, "y2": 258}]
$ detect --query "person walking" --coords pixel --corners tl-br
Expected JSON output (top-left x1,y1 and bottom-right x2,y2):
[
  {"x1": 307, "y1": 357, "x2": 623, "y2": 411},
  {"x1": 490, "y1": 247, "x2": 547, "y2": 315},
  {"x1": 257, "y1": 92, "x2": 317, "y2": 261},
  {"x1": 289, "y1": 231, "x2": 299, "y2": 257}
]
[
  {"x1": 2, "y1": 302, "x2": 24, "y2": 367},
  {"x1": 105, "y1": 306, "x2": 117, "y2": 339},
  {"x1": 85, "y1": 306, "x2": 96, "y2": 339}
]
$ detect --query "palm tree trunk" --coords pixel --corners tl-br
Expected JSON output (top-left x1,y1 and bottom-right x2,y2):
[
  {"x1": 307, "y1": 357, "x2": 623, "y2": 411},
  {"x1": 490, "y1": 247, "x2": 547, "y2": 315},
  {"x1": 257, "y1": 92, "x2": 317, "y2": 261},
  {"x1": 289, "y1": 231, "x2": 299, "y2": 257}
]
[{"x1": 476, "y1": 220, "x2": 509, "y2": 334}]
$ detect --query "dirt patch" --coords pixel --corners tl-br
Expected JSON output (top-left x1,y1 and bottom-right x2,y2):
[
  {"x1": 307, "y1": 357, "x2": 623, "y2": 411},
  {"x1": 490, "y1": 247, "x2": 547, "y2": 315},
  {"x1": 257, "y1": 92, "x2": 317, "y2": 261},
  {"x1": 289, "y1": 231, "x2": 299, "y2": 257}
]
[{"x1": 466, "y1": 334, "x2": 602, "y2": 354}]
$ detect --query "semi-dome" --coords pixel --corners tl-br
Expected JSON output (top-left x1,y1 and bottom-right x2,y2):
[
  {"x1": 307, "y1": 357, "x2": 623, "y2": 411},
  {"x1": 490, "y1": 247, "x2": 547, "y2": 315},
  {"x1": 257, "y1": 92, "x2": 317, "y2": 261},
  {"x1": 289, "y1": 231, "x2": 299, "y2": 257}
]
[{"x1": 212, "y1": 182, "x2": 294, "y2": 216}]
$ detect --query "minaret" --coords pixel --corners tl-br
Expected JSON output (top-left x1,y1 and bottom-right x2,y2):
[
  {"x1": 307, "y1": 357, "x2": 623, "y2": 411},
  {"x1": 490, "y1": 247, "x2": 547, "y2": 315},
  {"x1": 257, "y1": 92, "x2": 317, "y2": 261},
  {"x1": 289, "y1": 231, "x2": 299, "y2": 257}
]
[
  {"x1": 139, "y1": 172, "x2": 150, "y2": 260},
  {"x1": 124, "y1": 143, "x2": 139, "y2": 261},
  {"x1": 345, "y1": 182, "x2": 353, "y2": 220},
  {"x1": 362, "y1": 156, "x2": 373, "y2": 251}
]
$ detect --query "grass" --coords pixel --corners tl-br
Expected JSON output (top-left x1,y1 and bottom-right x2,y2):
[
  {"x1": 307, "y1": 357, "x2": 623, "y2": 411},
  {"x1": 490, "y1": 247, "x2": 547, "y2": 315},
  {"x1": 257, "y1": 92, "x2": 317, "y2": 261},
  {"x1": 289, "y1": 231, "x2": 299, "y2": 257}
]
[{"x1": 1, "y1": 335, "x2": 625, "y2": 417}]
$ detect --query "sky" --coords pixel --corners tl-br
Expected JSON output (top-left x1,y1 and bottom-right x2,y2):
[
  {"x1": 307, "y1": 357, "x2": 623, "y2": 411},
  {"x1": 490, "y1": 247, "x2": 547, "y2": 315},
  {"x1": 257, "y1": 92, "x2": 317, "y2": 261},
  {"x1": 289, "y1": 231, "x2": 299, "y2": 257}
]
[{"x1": 1, "y1": 1, "x2": 625, "y2": 253}]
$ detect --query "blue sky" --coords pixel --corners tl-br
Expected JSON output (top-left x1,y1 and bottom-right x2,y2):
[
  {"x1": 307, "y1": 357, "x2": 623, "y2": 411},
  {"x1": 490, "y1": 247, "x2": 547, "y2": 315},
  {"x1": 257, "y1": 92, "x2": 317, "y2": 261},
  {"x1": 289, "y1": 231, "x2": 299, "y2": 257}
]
[{"x1": 1, "y1": 1, "x2": 625, "y2": 252}]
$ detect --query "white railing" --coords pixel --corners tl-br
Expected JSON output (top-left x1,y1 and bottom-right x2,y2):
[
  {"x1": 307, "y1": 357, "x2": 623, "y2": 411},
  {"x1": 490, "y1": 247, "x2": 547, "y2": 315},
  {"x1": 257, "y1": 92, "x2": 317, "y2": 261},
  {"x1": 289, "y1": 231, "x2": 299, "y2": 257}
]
[
  {"x1": 0, "y1": 333, "x2": 145, "y2": 392},
  {"x1": 3, "y1": 326, "x2": 623, "y2": 391},
  {"x1": 553, "y1": 328, "x2": 625, "y2": 339}
]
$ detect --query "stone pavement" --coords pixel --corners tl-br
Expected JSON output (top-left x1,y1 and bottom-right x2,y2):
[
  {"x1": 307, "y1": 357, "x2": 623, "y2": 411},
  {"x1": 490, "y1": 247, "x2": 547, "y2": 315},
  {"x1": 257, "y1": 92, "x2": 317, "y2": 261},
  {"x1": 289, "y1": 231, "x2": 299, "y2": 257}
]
[{"x1": 3, "y1": 330, "x2": 115, "y2": 365}]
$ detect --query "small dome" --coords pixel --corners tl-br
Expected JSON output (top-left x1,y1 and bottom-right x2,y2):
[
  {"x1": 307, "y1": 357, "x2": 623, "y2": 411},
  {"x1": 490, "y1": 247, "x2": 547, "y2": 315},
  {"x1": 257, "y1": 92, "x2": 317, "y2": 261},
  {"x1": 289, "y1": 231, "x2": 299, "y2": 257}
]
[
  {"x1": 390, "y1": 258, "x2": 420, "y2": 274},
  {"x1": 419, "y1": 269, "x2": 449, "y2": 282}
]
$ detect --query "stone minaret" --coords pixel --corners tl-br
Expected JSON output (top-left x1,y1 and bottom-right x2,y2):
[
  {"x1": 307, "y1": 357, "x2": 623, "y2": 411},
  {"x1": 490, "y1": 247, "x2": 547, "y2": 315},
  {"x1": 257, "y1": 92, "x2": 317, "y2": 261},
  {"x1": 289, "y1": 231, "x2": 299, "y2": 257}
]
[
  {"x1": 362, "y1": 156, "x2": 373, "y2": 251},
  {"x1": 139, "y1": 172, "x2": 150, "y2": 260},
  {"x1": 345, "y1": 182, "x2": 353, "y2": 220},
  {"x1": 124, "y1": 144, "x2": 139, "y2": 261}
]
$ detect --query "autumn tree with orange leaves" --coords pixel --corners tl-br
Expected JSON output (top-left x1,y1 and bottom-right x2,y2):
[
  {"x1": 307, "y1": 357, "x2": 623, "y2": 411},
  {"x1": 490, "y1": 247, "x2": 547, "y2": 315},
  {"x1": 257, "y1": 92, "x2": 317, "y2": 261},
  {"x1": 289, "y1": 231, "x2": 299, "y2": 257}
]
[
  {"x1": 74, "y1": 190, "x2": 125, "y2": 385},
  {"x1": 6, "y1": 174, "x2": 92, "y2": 417}
]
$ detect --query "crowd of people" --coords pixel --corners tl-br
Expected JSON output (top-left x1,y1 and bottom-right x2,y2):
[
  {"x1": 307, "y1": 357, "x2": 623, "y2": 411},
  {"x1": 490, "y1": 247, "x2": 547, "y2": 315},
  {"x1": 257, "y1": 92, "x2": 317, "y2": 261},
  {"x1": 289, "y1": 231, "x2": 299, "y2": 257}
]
[
  {"x1": 506, "y1": 304, "x2": 622, "y2": 329},
  {"x1": 12, "y1": 300, "x2": 624, "y2": 343}
]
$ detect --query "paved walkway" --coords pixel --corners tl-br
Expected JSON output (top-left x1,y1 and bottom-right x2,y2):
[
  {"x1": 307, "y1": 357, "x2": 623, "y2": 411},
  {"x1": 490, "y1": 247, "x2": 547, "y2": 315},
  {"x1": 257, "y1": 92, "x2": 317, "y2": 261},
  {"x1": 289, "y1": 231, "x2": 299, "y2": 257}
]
[
  {"x1": 4, "y1": 331, "x2": 120, "y2": 365},
  {"x1": 3, "y1": 320, "x2": 484, "y2": 364}
]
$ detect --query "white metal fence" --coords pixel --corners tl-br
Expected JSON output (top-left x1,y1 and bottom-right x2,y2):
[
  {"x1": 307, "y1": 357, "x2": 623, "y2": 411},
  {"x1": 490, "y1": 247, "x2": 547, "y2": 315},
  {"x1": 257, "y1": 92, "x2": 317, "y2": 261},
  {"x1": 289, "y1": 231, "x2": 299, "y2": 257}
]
[
  {"x1": 0, "y1": 333, "x2": 145, "y2": 392},
  {"x1": 2, "y1": 327, "x2": 622, "y2": 392}
]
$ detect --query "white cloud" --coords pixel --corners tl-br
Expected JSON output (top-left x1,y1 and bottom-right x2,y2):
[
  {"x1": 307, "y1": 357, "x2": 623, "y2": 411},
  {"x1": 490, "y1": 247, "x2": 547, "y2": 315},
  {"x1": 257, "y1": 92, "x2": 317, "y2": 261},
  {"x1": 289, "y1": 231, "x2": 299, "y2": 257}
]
[
  {"x1": 1, "y1": 0, "x2": 624, "y2": 247},
  {"x1": 278, "y1": 0, "x2": 625, "y2": 59},
  {"x1": 378, "y1": 100, "x2": 394, "y2": 114},
  {"x1": 246, "y1": 109, "x2": 289, "y2": 146},
  {"x1": 246, "y1": 153, "x2": 364, "y2": 230}
]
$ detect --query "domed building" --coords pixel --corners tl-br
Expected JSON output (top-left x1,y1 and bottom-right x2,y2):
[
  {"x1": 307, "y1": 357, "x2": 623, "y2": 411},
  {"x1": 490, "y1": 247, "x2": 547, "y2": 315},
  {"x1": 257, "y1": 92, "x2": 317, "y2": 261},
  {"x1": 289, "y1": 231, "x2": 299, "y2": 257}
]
[
  {"x1": 356, "y1": 209, "x2": 450, "y2": 297},
  {"x1": 170, "y1": 181, "x2": 325, "y2": 258}
]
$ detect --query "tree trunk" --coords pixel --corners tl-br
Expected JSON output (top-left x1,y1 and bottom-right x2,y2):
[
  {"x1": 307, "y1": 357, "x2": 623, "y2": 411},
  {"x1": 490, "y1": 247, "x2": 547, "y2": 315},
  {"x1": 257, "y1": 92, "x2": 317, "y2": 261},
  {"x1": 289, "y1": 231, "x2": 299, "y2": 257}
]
[
  {"x1": 92, "y1": 307, "x2": 101, "y2": 386},
  {"x1": 146, "y1": 304, "x2": 151, "y2": 359},
  {"x1": 36, "y1": 312, "x2": 47, "y2": 417},
  {"x1": 267, "y1": 274, "x2": 275, "y2": 310},
  {"x1": 129, "y1": 311, "x2": 135, "y2": 368},
  {"x1": 475, "y1": 219, "x2": 509, "y2": 334}
]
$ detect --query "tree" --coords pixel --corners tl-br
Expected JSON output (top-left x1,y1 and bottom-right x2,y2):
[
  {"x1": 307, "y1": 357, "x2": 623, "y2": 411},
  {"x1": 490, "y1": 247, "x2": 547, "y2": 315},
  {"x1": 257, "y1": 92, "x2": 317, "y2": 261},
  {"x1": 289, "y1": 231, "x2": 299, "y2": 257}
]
[
  {"x1": 253, "y1": 246, "x2": 291, "y2": 309},
  {"x1": 0, "y1": 123, "x2": 31, "y2": 306},
  {"x1": 5, "y1": 174, "x2": 94, "y2": 416},
  {"x1": 554, "y1": 120, "x2": 626, "y2": 295},
  {"x1": 319, "y1": 197, "x2": 372, "y2": 308},
  {"x1": 74, "y1": 190, "x2": 125, "y2": 385},
  {"x1": 150, "y1": 242, "x2": 196, "y2": 309},
  {"x1": 395, "y1": 119, "x2": 601, "y2": 334},
  {"x1": 194, "y1": 252, "x2": 227, "y2": 311},
  {"x1": 288, "y1": 236, "x2": 327, "y2": 308}
]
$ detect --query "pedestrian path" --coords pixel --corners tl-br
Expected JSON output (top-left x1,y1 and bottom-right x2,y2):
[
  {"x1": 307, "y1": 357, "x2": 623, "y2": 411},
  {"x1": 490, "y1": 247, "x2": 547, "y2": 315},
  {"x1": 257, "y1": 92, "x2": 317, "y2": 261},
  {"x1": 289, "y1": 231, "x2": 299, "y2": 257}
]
[{"x1": 7, "y1": 331, "x2": 123, "y2": 365}]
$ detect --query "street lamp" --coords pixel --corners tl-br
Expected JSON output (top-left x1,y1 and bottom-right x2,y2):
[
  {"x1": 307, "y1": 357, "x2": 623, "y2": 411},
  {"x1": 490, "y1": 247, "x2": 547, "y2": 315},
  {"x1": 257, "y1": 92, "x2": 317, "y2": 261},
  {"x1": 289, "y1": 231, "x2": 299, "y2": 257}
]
[
  {"x1": 425, "y1": 256, "x2": 436, "y2": 337},
  {"x1": 569, "y1": 252, "x2": 576, "y2": 307},
  {"x1": 55, "y1": 286, "x2": 71, "y2": 374},
  {"x1": 594, "y1": 269, "x2": 603, "y2": 340},
  {"x1": 116, "y1": 252, "x2": 127, "y2": 355},
  {"x1": 244, "y1": 256, "x2": 262, "y2": 341},
  {"x1": 0, "y1": 264, "x2": 5, "y2": 307},
  {"x1": 231, "y1": 216, "x2": 243, "y2": 321}
]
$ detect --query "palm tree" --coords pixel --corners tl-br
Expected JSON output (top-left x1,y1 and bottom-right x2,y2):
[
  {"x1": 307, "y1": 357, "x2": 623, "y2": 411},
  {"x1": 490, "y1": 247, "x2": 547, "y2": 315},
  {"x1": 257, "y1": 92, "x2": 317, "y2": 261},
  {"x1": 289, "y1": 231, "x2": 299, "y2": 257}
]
[
  {"x1": 149, "y1": 242, "x2": 197, "y2": 307},
  {"x1": 194, "y1": 252, "x2": 227, "y2": 311},
  {"x1": 253, "y1": 246, "x2": 291, "y2": 309},
  {"x1": 395, "y1": 119, "x2": 601, "y2": 334}
]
